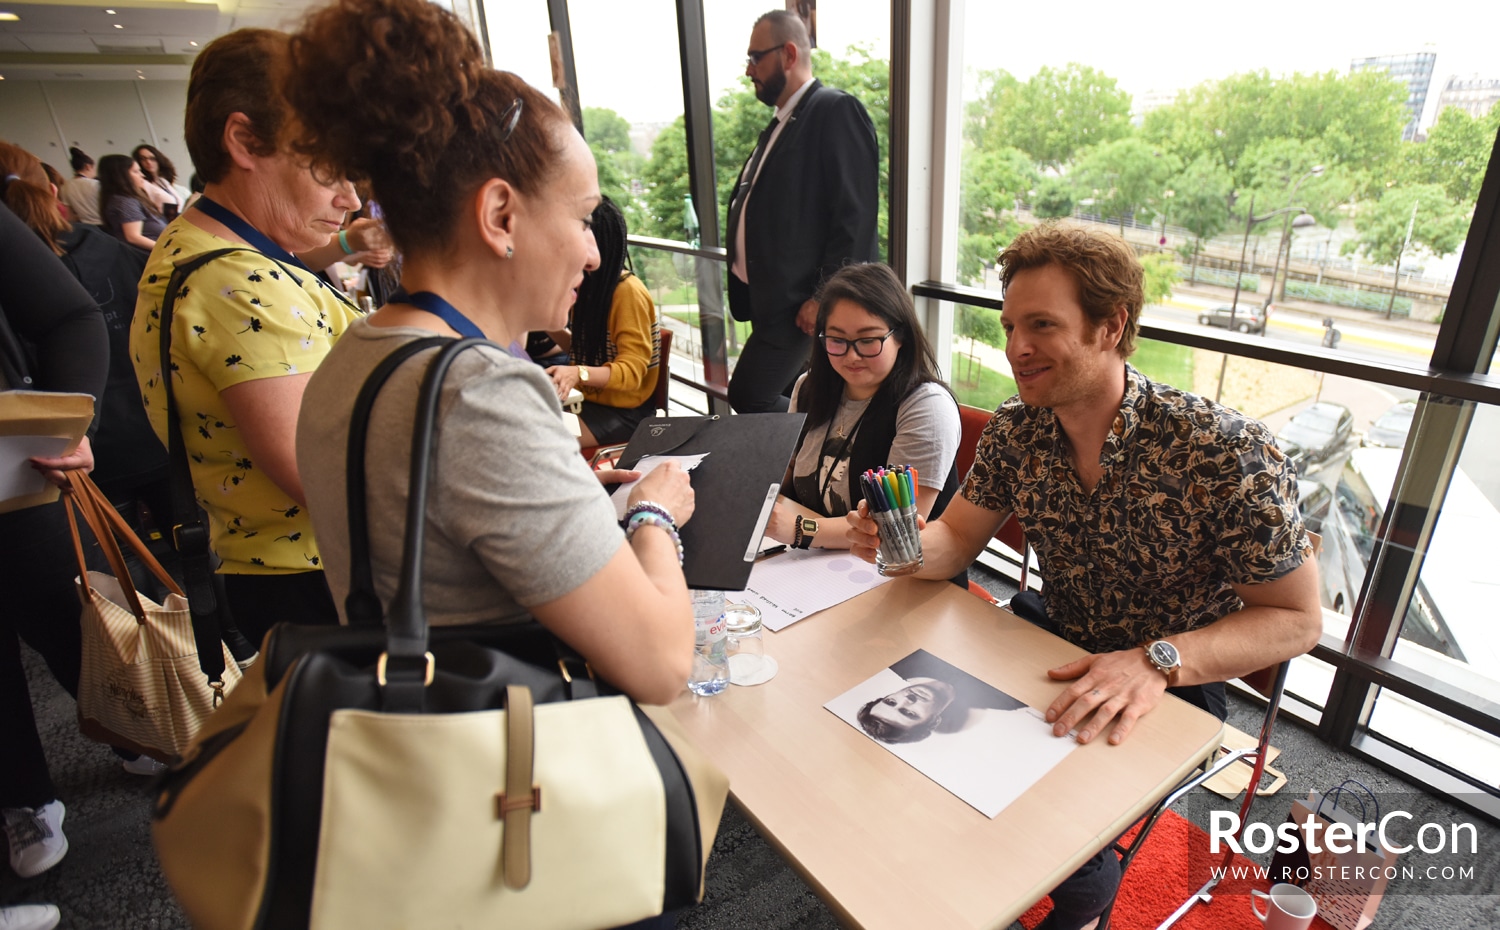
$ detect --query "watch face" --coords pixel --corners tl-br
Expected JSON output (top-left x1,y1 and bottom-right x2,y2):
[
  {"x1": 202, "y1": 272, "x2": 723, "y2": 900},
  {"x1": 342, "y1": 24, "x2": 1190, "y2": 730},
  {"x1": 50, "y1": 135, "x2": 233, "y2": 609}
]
[{"x1": 1149, "y1": 641, "x2": 1180, "y2": 668}]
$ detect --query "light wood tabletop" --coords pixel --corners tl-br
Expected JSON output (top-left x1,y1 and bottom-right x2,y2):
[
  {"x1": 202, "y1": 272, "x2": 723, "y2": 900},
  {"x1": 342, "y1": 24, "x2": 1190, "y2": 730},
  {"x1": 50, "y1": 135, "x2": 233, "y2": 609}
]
[{"x1": 649, "y1": 577, "x2": 1224, "y2": 930}]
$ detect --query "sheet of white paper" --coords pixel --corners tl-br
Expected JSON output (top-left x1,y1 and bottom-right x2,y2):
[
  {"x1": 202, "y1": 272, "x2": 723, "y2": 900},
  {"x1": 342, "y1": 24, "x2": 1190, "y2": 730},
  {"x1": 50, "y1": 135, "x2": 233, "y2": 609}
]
[
  {"x1": 737, "y1": 547, "x2": 892, "y2": 631},
  {"x1": 0, "y1": 435, "x2": 71, "y2": 502},
  {"x1": 610, "y1": 453, "x2": 710, "y2": 520},
  {"x1": 825, "y1": 650, "x2": 1078, "y2": 818}
]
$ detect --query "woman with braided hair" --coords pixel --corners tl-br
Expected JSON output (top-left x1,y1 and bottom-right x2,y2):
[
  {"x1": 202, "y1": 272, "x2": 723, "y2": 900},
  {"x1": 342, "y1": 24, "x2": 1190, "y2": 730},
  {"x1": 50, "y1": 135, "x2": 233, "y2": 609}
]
[{"x1": 543, "y1": 195, "x2": 661, "y2": 446}]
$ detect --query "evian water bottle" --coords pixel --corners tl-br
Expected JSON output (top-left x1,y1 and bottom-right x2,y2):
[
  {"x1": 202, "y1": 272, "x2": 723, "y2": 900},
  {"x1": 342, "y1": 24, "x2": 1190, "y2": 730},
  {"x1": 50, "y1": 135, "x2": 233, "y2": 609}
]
[{"x1": 687, "y1": 589, "x2": 730, "y2": 696}]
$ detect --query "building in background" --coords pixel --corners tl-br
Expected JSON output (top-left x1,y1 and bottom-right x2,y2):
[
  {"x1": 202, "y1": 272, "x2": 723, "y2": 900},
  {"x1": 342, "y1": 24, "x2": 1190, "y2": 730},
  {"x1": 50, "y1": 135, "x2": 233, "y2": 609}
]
[
  {"x1": 1435, "y1": 75, "x2": 1500, "y2": 119},
  {"x1": 1351, "y1": 50, "x2": 1437, "y2": 141}
]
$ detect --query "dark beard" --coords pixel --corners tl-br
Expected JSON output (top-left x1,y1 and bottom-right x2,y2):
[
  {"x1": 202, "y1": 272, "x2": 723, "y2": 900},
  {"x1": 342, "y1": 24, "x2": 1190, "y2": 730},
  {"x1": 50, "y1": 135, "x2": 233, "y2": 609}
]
[{"x1": 756, "y1": 70, "x2": 786, "y2": 107}]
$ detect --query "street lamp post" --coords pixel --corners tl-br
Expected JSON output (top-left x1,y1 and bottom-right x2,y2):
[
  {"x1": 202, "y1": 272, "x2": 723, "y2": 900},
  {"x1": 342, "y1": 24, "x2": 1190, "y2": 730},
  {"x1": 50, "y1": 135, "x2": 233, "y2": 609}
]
[
  {"x1": 1267, "y1": 166, "x2": 1325, "y2": 306},
  {"x1": 1217, "y1": 197, "x2": 1316, "y2": 402}
]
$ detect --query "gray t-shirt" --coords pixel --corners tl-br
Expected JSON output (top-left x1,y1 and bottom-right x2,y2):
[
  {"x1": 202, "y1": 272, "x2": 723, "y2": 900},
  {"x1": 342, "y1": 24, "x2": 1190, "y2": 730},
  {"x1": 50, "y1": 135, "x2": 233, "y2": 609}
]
[
  {"x1": 788, "y1": 375, "x2": 960, "y2": 515},
  {"x1": 297, "y1": 318, "x2": 624, "y2": 626}
]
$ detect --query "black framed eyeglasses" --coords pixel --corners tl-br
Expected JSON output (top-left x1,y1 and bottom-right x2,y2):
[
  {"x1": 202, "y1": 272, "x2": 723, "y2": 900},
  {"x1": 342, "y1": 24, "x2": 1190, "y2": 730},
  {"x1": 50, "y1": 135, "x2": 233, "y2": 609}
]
[
  {"x1": 820, "y1": 330, "x2": 897, "y2": 358},
  {"x1": 499, "y1": 97, "x2": 523, "y2": 143},
  {"x1": 745, "y1": 46, "x2": 783, "y2": 67}
]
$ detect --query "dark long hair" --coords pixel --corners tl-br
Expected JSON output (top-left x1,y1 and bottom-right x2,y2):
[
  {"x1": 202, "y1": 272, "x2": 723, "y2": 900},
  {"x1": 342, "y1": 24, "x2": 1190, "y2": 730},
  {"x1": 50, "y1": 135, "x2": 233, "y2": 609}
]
[
  {"x1": 97, "y1": 154, "x2": 160, "y2": 219},
  {"x1": 800, "y1": 262, "x2": 949, "y2": 430},
  {"x1": 132, "y1": 143, "x2": 178, "y2": 185},
  {"x1": 570, "y1": 196, "x2": 630, "y2": 366}
]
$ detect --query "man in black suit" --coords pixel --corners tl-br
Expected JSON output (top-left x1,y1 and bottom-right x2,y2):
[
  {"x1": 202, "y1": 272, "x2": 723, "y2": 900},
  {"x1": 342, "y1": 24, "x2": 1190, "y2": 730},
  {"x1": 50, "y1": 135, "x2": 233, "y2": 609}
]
[{"x1": 725, "y1": 9, "x2": 880, "y2": 413}]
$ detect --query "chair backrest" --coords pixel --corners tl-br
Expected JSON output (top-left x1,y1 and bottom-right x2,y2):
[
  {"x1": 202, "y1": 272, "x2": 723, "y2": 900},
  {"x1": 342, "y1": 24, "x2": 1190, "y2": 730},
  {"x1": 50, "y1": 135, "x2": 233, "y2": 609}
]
[
  {"x1": 651, "y1": 328, "x2": 673, "y2": 414},
  {"x1": 956, "y1": 403, "x2": 991, "y2": 482}
]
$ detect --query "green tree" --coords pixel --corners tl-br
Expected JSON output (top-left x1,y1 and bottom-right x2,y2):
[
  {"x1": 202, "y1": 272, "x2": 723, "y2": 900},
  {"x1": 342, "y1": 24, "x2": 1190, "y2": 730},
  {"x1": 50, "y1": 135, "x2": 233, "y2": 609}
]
[
  {"x1": 1399, "y1": 104, "x2": 1500, "y2": 207},
  {"x1": 637, "y1": 116, "x2": 694, "y2": 240},
  {"x1": 582, "y1": 107, "x2": 632, "y2": 154},
  {"x1": 1071, "y1": 138, "x2": 1178, "y2": 233},
  {"x1": 1030, "y1": 176, "x2": 1075, "y2": 219},
  {"x1": 582, "y1": 106, "x2": 645, "y2": 204},
  {"x1": 1345, "y1": 184, "x2": 1471, "y2": 266},
  {"x1": 1140, "y1": 252, "x2": 1180, "y2": 305},
  {"x1": 955, "y1": 304, "x2": 1003, "y2": 384},
  {"x1": 958, "y1": 145, "x2": 1035, "y2": 283},
  {"x1": 970, "y1": 63, "x2": 1132, "y2": 169},
  {"x1": 1166, "y1": 156, "x2": 1233, "y2": 281}
]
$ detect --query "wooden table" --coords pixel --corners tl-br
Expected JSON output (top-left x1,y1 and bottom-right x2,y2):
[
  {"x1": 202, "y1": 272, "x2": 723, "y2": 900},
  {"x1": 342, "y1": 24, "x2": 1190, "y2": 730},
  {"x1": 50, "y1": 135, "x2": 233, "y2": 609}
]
[{"x1": 650, "y1": 578, "x2": 1224, "y2": 930}]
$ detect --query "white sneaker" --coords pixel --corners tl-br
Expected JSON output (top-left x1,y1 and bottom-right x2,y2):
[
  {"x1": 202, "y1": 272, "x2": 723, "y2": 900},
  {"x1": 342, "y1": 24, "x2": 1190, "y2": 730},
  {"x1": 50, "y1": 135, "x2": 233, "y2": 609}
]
[
  {"x1": 0, "y1": 904, "x2": 61, "y2": 930},
  {"x1": 121, "y1": 755, "x2": 168, "y2": 776},
  {"x1": 3, "y1": 801, "x2": 68, "y2": 878}
]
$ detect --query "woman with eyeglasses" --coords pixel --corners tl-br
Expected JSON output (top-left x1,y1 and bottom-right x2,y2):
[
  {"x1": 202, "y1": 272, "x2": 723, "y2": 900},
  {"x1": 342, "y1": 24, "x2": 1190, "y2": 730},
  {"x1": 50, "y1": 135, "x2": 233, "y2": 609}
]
[{"x1": 765, "y1": 262, "x2": 962, "y2": 561}]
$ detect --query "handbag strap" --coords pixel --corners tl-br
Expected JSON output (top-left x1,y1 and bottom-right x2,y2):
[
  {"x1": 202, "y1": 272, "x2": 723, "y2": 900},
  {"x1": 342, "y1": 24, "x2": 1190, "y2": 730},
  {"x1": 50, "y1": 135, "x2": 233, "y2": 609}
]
[
  {"x1": 65, "y1": 476, "x2": 145, "y2": 623},
  {"x1": 156, "y1": 247, "x2": 254, "y2": 684},
  {"x1": 68, "y1": 469, "x2": 186, "y2": 602},
  {"x1": 342, "y1": 335, "x2": 450, "y2": 627},
  {"x1": 499, "y1": 683, "x2": 539, "y2": 889}
]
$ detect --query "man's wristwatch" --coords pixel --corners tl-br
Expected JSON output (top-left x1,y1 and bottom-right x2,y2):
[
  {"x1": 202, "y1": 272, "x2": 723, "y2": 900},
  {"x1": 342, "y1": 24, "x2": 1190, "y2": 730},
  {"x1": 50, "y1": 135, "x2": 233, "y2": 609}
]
[
  {"x1": 1144, "y1": 640, "x2": 1181, "y2": 686},
  {"x1": 792, "y1": 515, "x2": 818, "y2": 550},
  {"x1": 576, "y1": 365, "x2": 590, "y2": 384}
]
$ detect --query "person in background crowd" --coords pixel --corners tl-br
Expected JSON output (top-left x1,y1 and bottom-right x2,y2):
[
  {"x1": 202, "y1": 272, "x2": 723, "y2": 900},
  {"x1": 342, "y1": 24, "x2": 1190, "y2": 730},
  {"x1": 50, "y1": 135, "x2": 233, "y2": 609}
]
[
  {"x1": 0, "y1": 192, "x2": 107, "y2": 920},
  {"x1": 59, "y1": 147, "x2": 102, "y2": 226},
  {"x1": 98, "y1": 153, "x2": 165, "y2": 250},
  {"x1": 130, "y1": 28, "x2": 364, "y2": 644},
  {"x1": 131, "y1": 143, "x2": 186, "y2": 219},
  {"x1": 543, "y1": 196, "x2": 660, "y2": 446}
]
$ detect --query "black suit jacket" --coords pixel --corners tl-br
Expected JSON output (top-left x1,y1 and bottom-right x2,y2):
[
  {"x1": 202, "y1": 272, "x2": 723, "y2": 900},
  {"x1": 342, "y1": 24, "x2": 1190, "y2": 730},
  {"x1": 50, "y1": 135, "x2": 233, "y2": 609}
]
[{"x1": 726, "y1": 79, "x2": 880, "y2": 347}]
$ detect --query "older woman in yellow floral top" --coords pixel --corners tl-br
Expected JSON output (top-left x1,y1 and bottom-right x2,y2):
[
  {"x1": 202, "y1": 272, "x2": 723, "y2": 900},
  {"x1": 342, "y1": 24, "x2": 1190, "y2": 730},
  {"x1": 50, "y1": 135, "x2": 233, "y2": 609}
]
[{"x1": 130, "y1": 29, "x2": 362, "y2": 643}]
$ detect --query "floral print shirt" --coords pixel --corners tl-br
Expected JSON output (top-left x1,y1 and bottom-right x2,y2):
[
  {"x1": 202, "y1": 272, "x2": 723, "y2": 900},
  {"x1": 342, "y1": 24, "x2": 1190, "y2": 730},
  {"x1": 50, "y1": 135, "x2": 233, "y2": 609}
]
[
  {"x1": 963, "y1": 366, "x2": 1310, "y2": 652},
  {"x1": 130, "y1": 215, "x2": 361, "y2": 574}
]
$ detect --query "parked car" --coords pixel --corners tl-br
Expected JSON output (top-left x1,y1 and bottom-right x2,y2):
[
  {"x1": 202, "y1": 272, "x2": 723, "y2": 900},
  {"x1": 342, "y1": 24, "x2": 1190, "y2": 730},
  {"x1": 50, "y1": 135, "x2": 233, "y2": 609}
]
[
  {"x1": 1297, "y1": 478, "x2": 1331, "y2": 533},
  {"x1": 1197, "y1": 304, "x2": 1264, "y2": 334},
  {"x1": 1279, "y1": 439, "x2": 1308, "y2": 476},
  {"x1": 1363, "y1": 399, "x2": 1416, "y2": 449},
  {"x1": 1276, "y1": 401, "x2": 1354, "y2": 464}
]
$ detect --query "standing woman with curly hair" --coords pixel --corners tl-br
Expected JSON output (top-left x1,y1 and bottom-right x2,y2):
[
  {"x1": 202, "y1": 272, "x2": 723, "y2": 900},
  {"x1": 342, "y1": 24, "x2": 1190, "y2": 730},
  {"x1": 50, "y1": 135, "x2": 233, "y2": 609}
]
[
  {"x1": 285, "y1": 0, "x2": 695, "y2": 720},
  {"x1": 131, "y1": 143, "x2": 184, "y2": 219},
  {"x1": 544, "y1": 195, "x2": 661, "y2": 446},
  {"x1": 97, "y1": 153, "x2": 165, "y2": 250}
]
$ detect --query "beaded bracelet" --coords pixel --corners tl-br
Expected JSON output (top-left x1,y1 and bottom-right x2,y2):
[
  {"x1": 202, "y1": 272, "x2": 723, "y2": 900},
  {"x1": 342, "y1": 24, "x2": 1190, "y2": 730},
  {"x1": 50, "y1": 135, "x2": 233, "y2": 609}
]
[
  {"x1": 623, "y1": 500, "x2": 675, "y2": 526},
  {"x1": 625, "y1": 511, "x2": 684, "y2": 565}
]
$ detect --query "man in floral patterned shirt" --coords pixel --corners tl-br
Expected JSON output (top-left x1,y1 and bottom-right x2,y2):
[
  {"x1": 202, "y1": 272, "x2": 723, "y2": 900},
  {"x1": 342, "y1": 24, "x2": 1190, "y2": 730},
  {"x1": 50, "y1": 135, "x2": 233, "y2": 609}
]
[{"x1": 849, "y1": 224, "x2": 1321, "y2": 930}]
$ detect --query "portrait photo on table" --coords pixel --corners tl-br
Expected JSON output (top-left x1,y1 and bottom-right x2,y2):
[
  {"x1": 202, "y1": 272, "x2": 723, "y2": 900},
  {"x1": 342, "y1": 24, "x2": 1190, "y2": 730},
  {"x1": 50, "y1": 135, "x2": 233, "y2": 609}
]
[{"x1": 825, "y1": 649, "x2": 1077, "y2": 817}]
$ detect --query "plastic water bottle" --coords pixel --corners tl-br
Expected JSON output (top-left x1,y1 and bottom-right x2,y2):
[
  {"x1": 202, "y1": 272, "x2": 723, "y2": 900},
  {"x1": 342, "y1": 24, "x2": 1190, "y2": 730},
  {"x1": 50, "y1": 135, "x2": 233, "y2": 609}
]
[{"x1": 687, "y1": 589, "x2": 730, "y2": 696}]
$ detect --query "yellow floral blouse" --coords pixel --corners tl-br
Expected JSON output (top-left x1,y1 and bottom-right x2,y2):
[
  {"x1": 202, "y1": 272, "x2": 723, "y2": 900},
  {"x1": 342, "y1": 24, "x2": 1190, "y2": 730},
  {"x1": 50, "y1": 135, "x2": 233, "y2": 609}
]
[{"x1": 130, "y1": 215, "x2": 361, "y2": 574}]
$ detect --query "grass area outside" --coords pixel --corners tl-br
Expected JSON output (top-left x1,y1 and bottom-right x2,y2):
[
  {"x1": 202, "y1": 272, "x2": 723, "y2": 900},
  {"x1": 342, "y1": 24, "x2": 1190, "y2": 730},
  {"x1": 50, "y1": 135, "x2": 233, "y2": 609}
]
[
  {"x1": 950, "y1": 351, "x2": 1017, "y2": 410},
  {"x1": 1130, "y1": 338, "x2": 1195, "y2": 389},
  {"x1": 659, "y1": 284, "x2": 697, "y2": 305}
]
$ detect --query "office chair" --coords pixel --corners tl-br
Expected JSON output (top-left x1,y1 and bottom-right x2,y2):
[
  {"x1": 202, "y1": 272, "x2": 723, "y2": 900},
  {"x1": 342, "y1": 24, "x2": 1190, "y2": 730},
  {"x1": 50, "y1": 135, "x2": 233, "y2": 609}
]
[
  {"x1": 1097, "y1": 532, "x2": 1321, "y2": 930},
  {"x1": 958, "y1": 403, "x2": 1032, "y2": 600},
  {"x1": 584, "y1": 327, "x2": 673, "y2": 468}
]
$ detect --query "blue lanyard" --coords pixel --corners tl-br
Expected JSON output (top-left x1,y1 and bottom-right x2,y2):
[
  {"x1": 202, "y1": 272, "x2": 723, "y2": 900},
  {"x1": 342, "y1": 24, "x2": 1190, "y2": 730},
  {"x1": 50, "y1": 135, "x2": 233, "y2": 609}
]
[
  {"x1": 192, "y1": 196, "x2": 310, "y2": 271},
  {"x1": 388, "y1": 289, "x2": 487, "y2": 339}
]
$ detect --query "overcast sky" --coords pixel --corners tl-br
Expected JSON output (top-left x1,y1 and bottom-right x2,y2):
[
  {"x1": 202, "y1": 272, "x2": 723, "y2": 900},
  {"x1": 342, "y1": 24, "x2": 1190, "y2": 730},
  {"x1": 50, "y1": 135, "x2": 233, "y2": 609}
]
[{"x1": 489, "y1": 0, "x2": 1500, "y2": 130}]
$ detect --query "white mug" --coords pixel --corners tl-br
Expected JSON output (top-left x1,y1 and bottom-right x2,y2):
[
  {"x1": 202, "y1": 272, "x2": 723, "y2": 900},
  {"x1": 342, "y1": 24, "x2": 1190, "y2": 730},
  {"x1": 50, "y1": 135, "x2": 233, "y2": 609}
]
[{"x1": 1250, "y1": 882, "x2": 1318, "y2": 930}]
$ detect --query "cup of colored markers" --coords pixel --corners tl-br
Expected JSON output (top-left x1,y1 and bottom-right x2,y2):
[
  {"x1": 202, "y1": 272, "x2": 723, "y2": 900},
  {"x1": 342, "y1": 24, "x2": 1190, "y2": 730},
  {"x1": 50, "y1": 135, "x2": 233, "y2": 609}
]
[{"x1": 862, "y1": 465, "x2": 923, "y2": 577}]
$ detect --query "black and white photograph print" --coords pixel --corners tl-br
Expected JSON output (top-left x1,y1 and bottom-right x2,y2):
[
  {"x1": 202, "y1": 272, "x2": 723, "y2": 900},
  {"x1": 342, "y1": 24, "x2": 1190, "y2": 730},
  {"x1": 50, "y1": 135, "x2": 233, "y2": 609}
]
[{"x1": 825, "y1": 649, "x2": 1078, "y2": 818}]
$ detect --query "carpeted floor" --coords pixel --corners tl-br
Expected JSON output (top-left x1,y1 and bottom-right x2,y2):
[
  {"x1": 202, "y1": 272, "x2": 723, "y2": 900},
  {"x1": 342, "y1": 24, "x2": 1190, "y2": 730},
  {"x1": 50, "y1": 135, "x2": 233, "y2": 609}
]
[{"x1": 4, "y1": 563, "x2": 1496, "y2": 927}]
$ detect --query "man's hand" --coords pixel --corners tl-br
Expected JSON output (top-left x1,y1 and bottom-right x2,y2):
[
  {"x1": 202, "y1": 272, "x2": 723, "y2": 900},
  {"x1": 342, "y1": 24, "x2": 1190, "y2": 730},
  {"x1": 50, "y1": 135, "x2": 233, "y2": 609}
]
[
  {"x1": 846, "y1": 499, "x2": 926, "y2": 563},
  {"x1": 796, "y1": 298, "x2": 819, "y2": 335},
  {"x1": 1044, "y1": 647, "x2": 1169, "y2": 746}
]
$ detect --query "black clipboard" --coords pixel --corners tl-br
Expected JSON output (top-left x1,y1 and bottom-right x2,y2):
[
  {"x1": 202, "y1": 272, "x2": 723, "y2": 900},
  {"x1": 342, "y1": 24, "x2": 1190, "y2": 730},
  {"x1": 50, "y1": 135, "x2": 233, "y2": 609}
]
[{"x1": 612, "y1": 413, "x2": 805, "y2": 591}]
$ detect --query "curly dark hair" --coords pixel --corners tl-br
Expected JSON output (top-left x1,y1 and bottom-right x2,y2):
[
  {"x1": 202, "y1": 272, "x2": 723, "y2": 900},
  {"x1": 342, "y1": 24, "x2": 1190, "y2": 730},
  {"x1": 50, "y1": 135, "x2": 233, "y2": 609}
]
[
  {"x1": 132, "y1": 144, "x2": 177, "y2": 186},
  {"x1": 997, "y1": 222, "x2": 1143, "y2": 358},
  {"x1": 185, "y1": 29, "x2": 287, "y2": 184},
  {"x1": 282, "y1": 0, "x2": 569, "y2": 255},
  {"x1": 799, "y1": 262, "x2": 949, "y2": 431},
  {"x1": 570, "y1": 197, "x2": 631, "y2": 366}
]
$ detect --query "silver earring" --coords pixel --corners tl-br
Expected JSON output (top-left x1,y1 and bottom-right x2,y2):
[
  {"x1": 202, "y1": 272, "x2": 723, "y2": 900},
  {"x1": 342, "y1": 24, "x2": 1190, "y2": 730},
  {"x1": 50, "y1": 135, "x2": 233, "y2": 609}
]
[{"x1": 505, "y1": 246, "x2": 514, "y2": 259}]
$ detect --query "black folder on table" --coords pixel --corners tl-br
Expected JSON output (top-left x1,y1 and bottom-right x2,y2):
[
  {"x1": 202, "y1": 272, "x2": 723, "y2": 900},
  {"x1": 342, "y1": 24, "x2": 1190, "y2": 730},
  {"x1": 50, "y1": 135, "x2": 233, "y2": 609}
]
[{"x1": 611, "y1": 413, "x2": 805, "y2": 591}]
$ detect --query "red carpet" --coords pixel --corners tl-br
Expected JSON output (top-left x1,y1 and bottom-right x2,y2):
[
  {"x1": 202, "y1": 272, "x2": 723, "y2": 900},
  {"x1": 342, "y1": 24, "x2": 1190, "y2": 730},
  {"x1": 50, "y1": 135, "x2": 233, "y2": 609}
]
[{"x1": 1018, "y1": 810, "x2": 1336, "y2": 930}]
